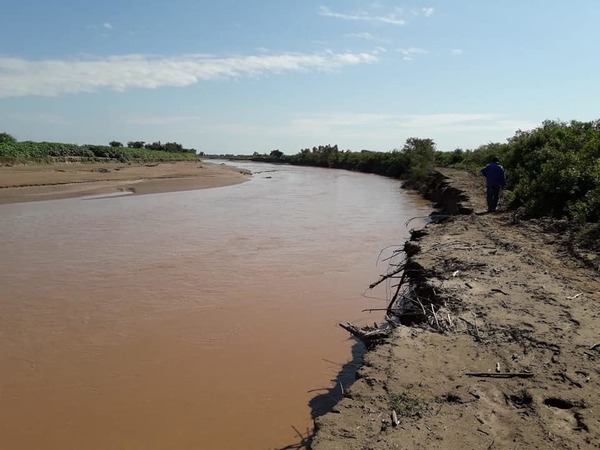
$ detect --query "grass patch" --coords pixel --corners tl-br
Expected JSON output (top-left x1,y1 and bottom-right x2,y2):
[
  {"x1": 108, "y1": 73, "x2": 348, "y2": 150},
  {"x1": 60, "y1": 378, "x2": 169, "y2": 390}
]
[
  {"x1": 389, "y1": 392, "x2": 427, "y2": 419},
  {"x1": 434, "y1": 392, "x2": 462, "y2": 404}
]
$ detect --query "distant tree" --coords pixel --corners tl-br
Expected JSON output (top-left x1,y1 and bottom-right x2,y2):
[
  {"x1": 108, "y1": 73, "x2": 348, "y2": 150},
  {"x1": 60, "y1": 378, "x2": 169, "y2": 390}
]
[
  {"x1": 109, "y1": 140, "x2": 123, "y2": 147},
  {"x1": 270, "y1": 149, "x2": 283, "y2": 158},
  {"x1": 144, "y1": 141, "x2": 163, "y2": 150},
  {"x1": 0, "y1": 132, "x2": 17, "y2": 143},
  {"x1": 127, "y1": 141, "x2": 145, "y2": 149},
  {"x1": 402, "y1": 137, "x2": 436, "y2": 182},
  {"x1": 164, "y1": 142, "x2": 183, "y2": 152}
]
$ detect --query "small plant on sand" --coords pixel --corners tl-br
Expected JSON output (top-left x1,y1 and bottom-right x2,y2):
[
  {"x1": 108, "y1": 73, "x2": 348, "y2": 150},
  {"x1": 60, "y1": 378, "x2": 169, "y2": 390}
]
[
  {"x1": 389, "y1": 392, "x2": 427, "y2": 419},
  {"x1": 434, "y1": 392, "x2": 462, "y2": 404}
]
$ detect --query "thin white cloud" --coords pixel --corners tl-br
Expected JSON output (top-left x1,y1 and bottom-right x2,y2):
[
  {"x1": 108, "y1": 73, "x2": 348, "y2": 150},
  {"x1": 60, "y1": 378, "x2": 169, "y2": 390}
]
[
  {"x1": 345, "y1": 32, "x2": 391, "y2": 44},
  {"x1": 103, "y1": 22, "x2": 113, "y2": 29},
  {"x1": 319, "y1": 6, "x2": 405, "y2": 25},
  {"x1": 411, "y1": 7, "x2": 434, "y2": 17},
  {"x1": 288, "y1": 112, "x2": 535, "y2": 136},
  {"x1": 451, "y1": 49, "x2": 464, "y2": 55},
  {"x1": 398, "y1": 47, "x2": 428, "y2": 60},
  {"x1": 347, "y1": 32, "x2": 376, "y2": 40},
  {"x1": 0, "y1": 51, "x2": 378, "y2": 98}
]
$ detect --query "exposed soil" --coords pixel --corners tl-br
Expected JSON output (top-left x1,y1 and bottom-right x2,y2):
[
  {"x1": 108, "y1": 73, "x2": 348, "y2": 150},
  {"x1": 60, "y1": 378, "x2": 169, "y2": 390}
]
[{"x1": 312, "y1": 168, "x2": 600, "y2": 449}]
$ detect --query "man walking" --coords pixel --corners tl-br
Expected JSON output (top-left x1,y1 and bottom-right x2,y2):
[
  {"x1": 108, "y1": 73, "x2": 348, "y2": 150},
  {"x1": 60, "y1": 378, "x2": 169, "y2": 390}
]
[{"x1": 481, "y1": 156, "x2": 506, "y2": 212}]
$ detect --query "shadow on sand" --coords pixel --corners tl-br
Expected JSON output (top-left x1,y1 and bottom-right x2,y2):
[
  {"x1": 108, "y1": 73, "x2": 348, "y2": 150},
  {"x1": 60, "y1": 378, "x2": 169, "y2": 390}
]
[{"x1": 275, "y1": 339, "x2": 365, "y2": 450}]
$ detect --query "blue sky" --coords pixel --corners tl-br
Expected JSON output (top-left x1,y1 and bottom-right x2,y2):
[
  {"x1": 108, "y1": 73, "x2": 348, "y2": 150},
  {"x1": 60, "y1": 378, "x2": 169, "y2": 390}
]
[{"x1": 1, "y1": 1, "x2": 599, "y2": 154}]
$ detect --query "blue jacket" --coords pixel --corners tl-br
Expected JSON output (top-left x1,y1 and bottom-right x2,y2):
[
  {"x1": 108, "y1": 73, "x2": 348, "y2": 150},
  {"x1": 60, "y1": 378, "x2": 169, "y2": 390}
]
[{"x1": 481, "y1": 162, "x2": 506, "y2": 187}]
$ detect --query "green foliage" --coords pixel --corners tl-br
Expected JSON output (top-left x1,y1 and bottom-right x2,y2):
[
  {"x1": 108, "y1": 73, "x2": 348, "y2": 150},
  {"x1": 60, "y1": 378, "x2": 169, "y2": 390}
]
[
  {"x1": 504, "y1": 120, "x2": 600, "y2": 221},
  {"x1": 127, "y1": 141, "x2": 145, "y2": 149},
  {"x1": 109, "y1": 140, "x2": 123, "y2": 147},
  {"x1": 261, "y1": 139, "x2": 437, "y2": 185},
  {"x1": 0, "y1": 140, "x2": 196, "y2": 163},
  {"x1": 0, "y1": 132, "x2": 17, "y2": 144},
  {"x1": 402, "y1": 138, "x2": 436, "y2": 182}
]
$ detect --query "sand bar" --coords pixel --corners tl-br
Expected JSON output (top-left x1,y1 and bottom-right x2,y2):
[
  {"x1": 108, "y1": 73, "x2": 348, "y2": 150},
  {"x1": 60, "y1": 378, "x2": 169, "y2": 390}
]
[{"x1": 0, "y1": 161, "x2": 251, "y2": 204}]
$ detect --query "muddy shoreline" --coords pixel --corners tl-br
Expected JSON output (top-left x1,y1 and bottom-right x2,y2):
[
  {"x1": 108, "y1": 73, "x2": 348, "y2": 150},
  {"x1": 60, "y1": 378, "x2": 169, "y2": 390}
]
[{"x1": 312, "y1": 168, "x2": 600, "y2": 449}]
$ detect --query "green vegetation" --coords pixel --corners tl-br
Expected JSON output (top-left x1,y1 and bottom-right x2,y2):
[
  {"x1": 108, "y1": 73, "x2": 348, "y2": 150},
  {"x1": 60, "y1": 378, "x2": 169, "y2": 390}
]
[
  {"x1": 389, "y1": 392, "x2": 427, "y2": 419},
  {"x1": 250, "y1": 138, "x2": 437, "y2": 185},
  {"x1": 0, "y1": 137, "x2": 197, "y2": 163}
]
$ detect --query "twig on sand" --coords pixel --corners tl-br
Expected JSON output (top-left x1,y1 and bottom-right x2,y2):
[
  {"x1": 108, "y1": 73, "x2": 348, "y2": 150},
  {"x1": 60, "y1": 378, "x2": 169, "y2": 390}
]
[
  {"x1": 472, "y1": 312, "x2": 481, "y2": 339},
  {"x1": 431, "y1": 304, "x2": 441, "y2": 330},
  {"x1": 466, "y1": 372, "x2": 534, "y2": 379},
  {"x1": 459, "y1": 317, "x2": 475, "y2": 327},
  {"x1": 589, "y1": 343, "x2": 600, "y2": 351}
]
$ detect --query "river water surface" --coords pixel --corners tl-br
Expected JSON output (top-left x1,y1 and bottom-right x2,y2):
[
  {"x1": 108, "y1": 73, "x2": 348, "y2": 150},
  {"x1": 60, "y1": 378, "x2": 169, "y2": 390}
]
[{"x1": 0, "y1": 162, "x2": 429, "y2": 449}]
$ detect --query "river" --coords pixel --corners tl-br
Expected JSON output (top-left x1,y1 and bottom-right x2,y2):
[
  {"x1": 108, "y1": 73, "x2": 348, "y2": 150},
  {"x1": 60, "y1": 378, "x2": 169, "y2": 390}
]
[{"x1": 0, "y1": 162, "x2": 429, "y2": 449}]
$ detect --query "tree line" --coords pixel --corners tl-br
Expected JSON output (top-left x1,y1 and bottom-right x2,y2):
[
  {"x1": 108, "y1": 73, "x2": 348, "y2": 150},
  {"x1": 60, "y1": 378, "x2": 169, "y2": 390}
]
[
  {"x1": 110, "y1": 140, "x2": 197, "y2": 154},
  {"x1": 0, "y1": 133, "x2": 197, "y2": 163}
]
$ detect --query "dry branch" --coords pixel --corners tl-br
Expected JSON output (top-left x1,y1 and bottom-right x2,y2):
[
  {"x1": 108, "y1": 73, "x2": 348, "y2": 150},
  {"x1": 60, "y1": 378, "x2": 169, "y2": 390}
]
[
  {"x1": 339, "y1": 322, "x2": 392, "y2": 347},
  {"x1": 465, "y1": 372, "x2": 534, "y2": 379},
  {"x1": 369, "y1": 264, "x2": 406, "y2": 289}
]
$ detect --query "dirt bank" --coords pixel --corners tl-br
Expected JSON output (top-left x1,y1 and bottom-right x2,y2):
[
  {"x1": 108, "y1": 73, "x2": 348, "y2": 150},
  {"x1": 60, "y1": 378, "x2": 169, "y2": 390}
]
[
  {"x1": 0, "y1": 161, "x2": 251, "y2": 204},
  {"x1": 313, "y1": 168, "x2": 600, "y2": 449}
]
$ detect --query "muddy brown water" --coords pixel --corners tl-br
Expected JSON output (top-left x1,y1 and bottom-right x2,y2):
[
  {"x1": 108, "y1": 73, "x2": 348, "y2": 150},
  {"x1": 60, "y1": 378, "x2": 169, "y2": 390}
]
[{"x1": 0, "y1": 162, "x2": 429, "y2": 449}]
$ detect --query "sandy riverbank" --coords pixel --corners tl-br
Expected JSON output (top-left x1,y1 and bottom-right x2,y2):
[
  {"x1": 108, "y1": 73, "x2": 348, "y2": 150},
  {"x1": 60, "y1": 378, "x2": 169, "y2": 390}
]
[
  {"x1": 313, "y1": 168, "x2": 600, "y2": 449},
  {"x1": 0, "y1": 161, "x2": 251, "y2": 204}
]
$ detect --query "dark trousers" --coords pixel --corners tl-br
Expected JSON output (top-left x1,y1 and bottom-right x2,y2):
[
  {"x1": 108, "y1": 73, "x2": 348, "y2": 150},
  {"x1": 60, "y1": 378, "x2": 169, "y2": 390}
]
[{"x1": 486, "y1": 185, "x2": 501, "y2": 212}]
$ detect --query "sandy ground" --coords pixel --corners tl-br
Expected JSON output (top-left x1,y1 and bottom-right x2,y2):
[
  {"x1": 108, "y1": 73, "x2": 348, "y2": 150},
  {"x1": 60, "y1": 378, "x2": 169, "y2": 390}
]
[
  {"x1": 313, "y1": 168, "x2": 600, "y2": 449},
  {"x1": 0, "y1": 161, "x2": 251, "y2": 204}
]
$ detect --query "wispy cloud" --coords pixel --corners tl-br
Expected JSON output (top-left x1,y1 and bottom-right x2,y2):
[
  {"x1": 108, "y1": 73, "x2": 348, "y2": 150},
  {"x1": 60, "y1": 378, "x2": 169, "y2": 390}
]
[
  {"x1": 398, "y1": 47, "x2": 428, "y2": 60},
  {"x1": 319, "y1": 6, "x2": 405, "y2": 25},
  {"x1": 346, "y1": 32, "x2": 376, "y2": 40},
  {"x1": 345, "y1": 32, "x2": 390, "y2": 44},
  {"x1": 103, "y1": 22, "x2": 113, "y2": 29},
  {"x1": 0, "y1": 51, "x2": 378, "y2": 98},
  {"x1": 288, "y1": 112, "x2": 535, "y2": 136},
  {"x1": 451, "y1": 49, "x2": 464, "y2": 55},
  {"x1": 421, "y1": 7, "x2": 435, "y2": 17}
]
